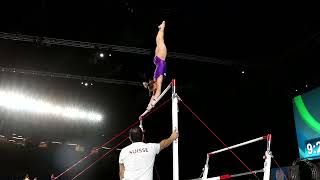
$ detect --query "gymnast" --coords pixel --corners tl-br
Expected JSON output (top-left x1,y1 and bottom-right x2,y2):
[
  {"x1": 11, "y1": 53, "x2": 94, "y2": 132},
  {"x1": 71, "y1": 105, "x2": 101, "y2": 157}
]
[{"x1": 143, "y1": 21, "x2": 167, "y2": 110}]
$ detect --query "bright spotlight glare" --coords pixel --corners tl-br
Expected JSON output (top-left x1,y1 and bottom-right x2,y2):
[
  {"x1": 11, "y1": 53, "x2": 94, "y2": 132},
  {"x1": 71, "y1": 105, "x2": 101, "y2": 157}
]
[
  {"x1": 78, "y1": 111, "x2": 87, "y2": 119},
  {"x1": 63, "y1": 107, "x2": 80, "y2": 119},
  {"x1": 99, "y1": 53, "x2": 104, "y2": 58},
  {"x1": 0, "y1": 90, "x2": 103, "y2": 122},
  {"x1": 87, "y1": 112, "x2": 103, "y2": 122}
]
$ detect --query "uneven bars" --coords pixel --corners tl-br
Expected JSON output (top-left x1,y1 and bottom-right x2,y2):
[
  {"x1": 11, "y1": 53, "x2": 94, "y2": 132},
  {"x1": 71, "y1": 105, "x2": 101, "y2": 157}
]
[
  {"x1": 139, "y1": 82, "x2": 172, "y2": 118},
  {"x1": 231, "y1": 169, "x2": 264, "y2": 178},
  {"x1": 203, "y1": 169, "x2": 264, "y2": 180},
  {"x1": 208, "y1": 136, "x2": 265, "y2": 155},
  {"x1": 189, "y1": 168, "x2": 264, "y2": 180},
  {"x1": 171, "y1": 79, "x2": 179, "y2": 180}
]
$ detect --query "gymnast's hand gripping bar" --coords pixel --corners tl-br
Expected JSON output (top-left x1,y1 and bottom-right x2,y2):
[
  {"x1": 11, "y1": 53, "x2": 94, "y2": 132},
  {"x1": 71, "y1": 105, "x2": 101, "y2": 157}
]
[{"x1": 139, "y1": 82, "x2": 172, "y2": 130}]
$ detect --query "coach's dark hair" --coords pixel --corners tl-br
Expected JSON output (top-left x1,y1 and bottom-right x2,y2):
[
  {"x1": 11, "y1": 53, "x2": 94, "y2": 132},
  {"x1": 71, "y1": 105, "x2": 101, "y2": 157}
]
[{"x1": 129, "y1": 126, "x2": 143, "y2": 142}]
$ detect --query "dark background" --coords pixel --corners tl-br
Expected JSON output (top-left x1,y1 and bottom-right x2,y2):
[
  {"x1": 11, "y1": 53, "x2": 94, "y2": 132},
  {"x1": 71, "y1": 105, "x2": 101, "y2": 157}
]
[{"x1": 1, "y1": 1, "x2": 320, "y2": 179}]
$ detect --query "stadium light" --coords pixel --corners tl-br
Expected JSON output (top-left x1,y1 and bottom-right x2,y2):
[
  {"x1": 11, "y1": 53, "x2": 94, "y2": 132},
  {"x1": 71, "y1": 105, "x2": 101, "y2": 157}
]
[{"x1": 0, "y1": 90, "x2": 103, "y2": 122}]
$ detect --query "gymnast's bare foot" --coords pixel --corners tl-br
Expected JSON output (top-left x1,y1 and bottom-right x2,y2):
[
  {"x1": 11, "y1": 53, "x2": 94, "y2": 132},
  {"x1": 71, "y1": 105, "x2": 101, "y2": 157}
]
[{"x1": 158, "y1": 21, "x2": 165, "y2": 30}]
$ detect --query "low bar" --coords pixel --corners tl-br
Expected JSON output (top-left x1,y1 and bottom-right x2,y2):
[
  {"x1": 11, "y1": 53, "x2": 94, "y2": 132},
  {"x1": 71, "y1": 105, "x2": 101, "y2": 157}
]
[{"x1": 208, "y1": 136, "x2": 265, "y2": 155}]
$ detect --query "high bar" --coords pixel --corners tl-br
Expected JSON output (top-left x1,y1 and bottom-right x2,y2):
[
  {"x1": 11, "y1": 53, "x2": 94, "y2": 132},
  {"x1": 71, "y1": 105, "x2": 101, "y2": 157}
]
[{"x1": 139, "y1": 82, "x2": 172, "y2": 118}]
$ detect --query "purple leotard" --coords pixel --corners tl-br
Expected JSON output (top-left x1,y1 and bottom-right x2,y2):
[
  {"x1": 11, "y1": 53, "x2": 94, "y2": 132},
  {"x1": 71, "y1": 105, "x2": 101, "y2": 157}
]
[{"x1": 153, "y1": 56, "x2": 166, "y2": 80}]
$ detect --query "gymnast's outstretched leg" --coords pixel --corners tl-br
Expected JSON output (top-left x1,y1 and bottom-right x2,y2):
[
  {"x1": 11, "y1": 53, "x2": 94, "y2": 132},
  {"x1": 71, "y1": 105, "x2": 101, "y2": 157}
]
[{"x1": 147, "y1": 21, "x2": 167, "y2": 110}]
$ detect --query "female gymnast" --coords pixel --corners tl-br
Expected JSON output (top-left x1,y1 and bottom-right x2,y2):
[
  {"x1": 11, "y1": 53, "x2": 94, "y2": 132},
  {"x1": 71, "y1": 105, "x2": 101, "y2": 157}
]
[{"x1": 143, "y1": 21, "x2": 167, "y2": 110}]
